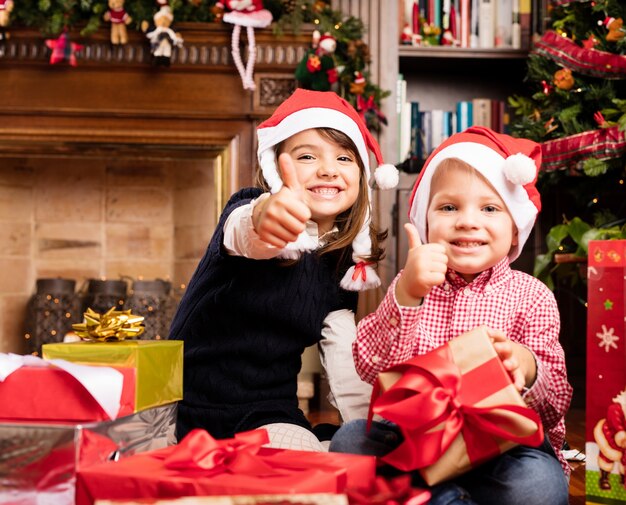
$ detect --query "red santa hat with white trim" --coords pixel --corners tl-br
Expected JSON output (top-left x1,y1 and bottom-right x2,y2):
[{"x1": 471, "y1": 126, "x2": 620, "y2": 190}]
[
  {"x1": 408, "y1": 126, "x2": 542, "y2": 262},
  {"x1": 257, "y1": 88, "x2": 399, "y2": 291}
]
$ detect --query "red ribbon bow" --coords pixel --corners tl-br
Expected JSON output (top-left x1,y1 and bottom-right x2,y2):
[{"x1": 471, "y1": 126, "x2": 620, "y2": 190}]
[
  {"x1": 370, "y1": 345, "x2": 544, "y2": 472},
  {"x1": 163, "y1": 428, "x2": 278, "y2": 476},
  {"x1": 356, "y1": 95, "x2": 386, "y2": 124},
  {"x1": 352, "y1": 261, "x2": 373, "y2": 282}
]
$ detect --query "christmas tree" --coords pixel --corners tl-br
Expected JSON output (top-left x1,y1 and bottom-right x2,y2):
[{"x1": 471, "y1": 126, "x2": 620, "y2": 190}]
[{"x1": 508, "y1": 0, "x2": 626, "y2": 290}]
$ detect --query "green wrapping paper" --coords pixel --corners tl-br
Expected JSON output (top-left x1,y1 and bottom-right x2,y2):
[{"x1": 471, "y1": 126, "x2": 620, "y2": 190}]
[{"x1": 42, "y1": 340, "x2": 183, "y2": 412}]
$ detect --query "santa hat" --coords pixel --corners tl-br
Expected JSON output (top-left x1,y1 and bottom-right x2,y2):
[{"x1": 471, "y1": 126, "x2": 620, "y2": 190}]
[
  {"x1": 408, "y1": 126, "x2": 541, "y2": 262},
  {"x1": 154, "y1": 5, "x2": 173, "y2": 22},
  {"x1": 318, "y1": 33, "x2": 337, "y2": 53},
  {"x1": 600, "y1": 16, "x2": 617, "y2": 28},
  {"x1": 257, "y1": 88, "x2": 399, "y2": 291}
]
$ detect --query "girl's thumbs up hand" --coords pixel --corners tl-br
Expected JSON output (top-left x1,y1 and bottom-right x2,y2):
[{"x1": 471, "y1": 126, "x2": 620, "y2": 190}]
[
  {"x1": 252, "y1": 153, "x2": 312, "y2": 248},
  {"x1": 395, "y1": 223, "x2": 448, "y2": 306}
]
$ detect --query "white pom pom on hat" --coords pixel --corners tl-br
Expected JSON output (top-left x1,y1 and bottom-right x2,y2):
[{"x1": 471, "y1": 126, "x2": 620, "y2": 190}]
[
  {"x1": 408, "y1": 126, "x2": 542, "y2": 263},
  {"x1": 257, "y1": 89, "x2": 399, "y2": 291}
]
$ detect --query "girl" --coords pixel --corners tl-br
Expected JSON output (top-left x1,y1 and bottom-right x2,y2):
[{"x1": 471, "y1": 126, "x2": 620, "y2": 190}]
[{"x1": 168, "y1": 89, "x2": 399, "y2": 451}]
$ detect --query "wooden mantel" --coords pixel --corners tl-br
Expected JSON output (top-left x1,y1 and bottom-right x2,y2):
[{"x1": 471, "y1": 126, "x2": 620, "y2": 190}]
[{"x1": 0, "y1": 23, "x2": 312, "y2": 188}]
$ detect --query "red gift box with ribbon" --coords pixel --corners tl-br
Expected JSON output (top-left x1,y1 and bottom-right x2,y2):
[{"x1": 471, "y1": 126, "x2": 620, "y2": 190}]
[
  {"x1": 370, "y1": 326, "x2": 544, "y2": 485},
  {"x1": 0, "y1": 362, "x2": 136, "y2": 422},
  {"x1": 76, "y1": 428, "x2": 377, "y2": 505}
]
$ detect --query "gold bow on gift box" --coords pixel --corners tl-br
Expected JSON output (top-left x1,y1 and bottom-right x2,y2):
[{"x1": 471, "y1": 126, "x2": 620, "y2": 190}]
[{"x1": 72, "y1": 307, "x2": 145, "y2": 342}]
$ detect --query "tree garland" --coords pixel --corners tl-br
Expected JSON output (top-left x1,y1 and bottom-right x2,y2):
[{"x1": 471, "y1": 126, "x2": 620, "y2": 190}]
[{"x1": 5, "y1": 0, "x2": 389, "y2": 131}]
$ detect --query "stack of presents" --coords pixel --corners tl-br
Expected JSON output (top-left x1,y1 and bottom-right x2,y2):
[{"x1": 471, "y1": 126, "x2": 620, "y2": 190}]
[{"x1": 1, "y1": 300, "x2": 552, "y2": 504}]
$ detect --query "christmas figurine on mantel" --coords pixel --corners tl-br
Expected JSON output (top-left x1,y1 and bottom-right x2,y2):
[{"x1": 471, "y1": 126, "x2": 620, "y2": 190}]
[
  {"x1": 103, "y1": 0, "x2": 132, "y2": 45},
  {"x1": 295, "y1": 30, "x2": 338, "y2": 92},
  {"x1": 218, "y1": 0, "x2": 273, "y2": 91},
  {"x1": 0, "y1": 0, "x2": 14, "y2": 42},
  {"x1": 143, "y1": 3, "x2": 183, "y2": 67}
]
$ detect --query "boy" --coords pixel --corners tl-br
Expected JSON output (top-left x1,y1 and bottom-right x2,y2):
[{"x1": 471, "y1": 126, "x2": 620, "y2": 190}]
[{"x1": 330, "y1": 127, "x2": 572, "y2": 505}]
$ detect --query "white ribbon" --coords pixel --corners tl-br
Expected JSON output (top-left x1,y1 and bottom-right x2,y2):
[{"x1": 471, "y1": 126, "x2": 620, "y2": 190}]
[{"x1": 0, "y1": 353, "x2": 124, "y2": 420}]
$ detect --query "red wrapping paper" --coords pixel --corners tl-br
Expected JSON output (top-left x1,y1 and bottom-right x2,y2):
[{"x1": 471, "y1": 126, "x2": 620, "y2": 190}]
[
  {"x1": 370, "y1": 326, "x2": 544, "y2": 485},
  {"x1": 76, "y1": 429, "x2": 376, "y2": 505},
  {"x1": 346, "y1": 475, "x2": 431, "y2": 505},
  {"x1": 0, "y1": 366, "x2": 135, "y2": 422},
  {"x1": 585, "y1": 240, "x2": 626, "y2": 503}
]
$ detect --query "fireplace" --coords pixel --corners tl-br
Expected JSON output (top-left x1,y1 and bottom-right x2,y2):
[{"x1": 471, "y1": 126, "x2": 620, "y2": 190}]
[{"x1": 0, "y1": 23, "x2": 309, "y2": 352}]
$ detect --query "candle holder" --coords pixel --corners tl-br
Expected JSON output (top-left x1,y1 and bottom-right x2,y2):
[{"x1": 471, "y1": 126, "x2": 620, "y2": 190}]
[
  {"x1": 124, "y1": 279, "x2": 175, "y2": 340},
  {"x1": 25, "y1": 278, "x2": 81, "y2": 355}
]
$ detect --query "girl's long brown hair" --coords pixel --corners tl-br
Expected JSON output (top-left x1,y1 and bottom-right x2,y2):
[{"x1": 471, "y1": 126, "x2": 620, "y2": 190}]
[{"x1": 255, "y1": 127, "x2": 387, "y2": 266}]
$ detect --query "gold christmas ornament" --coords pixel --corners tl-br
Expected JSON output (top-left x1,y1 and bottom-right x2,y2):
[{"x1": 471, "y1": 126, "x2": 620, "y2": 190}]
[
  {"x1": 72, "y1": 307, "x2": 145, "y2": 342},
  {"x1": 553, "y1": 68, "x2": 574, "y2": 90}
]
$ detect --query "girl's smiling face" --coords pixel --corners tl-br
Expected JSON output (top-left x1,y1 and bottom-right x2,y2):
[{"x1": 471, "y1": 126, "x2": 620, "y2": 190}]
[
  {"x1": 280, "y1": 128, "x2": 361, "y2": 234},
  {"x1": 426, "y1": 160, "x2": 518, "y2": 282}
]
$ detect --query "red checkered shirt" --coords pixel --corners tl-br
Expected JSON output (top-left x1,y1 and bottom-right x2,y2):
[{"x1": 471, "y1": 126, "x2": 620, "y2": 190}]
[{"x1": 355, "y1": 257, "x2": 573, "y2": 476}]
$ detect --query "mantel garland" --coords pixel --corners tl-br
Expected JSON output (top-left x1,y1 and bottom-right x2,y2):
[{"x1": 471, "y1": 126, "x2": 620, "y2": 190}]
[{"x1": 4, "y1": 0, "x2": 389, "y2": 131}]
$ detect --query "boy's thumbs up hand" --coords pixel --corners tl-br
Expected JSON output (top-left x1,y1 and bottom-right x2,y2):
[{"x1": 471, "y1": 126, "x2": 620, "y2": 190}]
[
  {"x1": 395, "y1": 223, "x2": 448, "y2": 306},
  {"x1": 252, "y1": 153, "x2": 311, "y2": 248}
]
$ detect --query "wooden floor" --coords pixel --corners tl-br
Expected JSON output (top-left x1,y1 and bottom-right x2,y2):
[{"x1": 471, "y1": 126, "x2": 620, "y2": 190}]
[
  {"x1": 309, "y1": 407, "x2": 587, "y2": 504},
  {"x1": 566, "y1": 408, "x2": 586, "y2": 505}
]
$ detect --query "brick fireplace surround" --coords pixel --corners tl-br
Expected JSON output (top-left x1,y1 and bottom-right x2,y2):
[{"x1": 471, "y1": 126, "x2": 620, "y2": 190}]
[{"x1": 0, "y1": 24, "x2": 310, "y2": 353}]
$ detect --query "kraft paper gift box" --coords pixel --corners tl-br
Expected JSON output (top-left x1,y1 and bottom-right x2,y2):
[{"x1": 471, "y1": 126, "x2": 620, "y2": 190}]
[
  {"x1": 0, "y1": 354, "x2": 136, "y2": 423},
  {"x1": 585, "y1": 240, "x2": 626, "y2": 504},
  {"x1": 0, "y1": 402, "x2": 176, "y2": 505},
  {"x1": 370, "y1": 326, "x2": 544, "y2": 485},
  {"x1": 42, "y1": 339, "x2": 183, "y2": 412},
  {"x1": 76, "y1": 428, "x2": 377, "y2": 505}
]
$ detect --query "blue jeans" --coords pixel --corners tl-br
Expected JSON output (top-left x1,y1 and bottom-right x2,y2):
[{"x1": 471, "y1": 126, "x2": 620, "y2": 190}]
[{"x1": 329, "y1": 419, "x2": 569, "y2": 505}]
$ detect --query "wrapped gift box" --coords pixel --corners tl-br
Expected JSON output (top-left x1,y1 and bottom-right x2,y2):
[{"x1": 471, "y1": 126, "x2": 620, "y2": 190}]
[
  {"x1": 585, "y1": 240, "x2": 626, "y2": 505},
  {"x1": 76, "y1": 429, "x2": 377, "y2": 505},
  {"x1": 0, "y1": 402, "x2": 176, "y2": 505},
  {"x1": 42, "y1": 340, "x2": 183, "y2": 412},
  {"x1": 0, "y1": 357, "x2": 136, "y2": 422},
  {"x1": 95, "y1": 495, "x2": 349, "y2": 505},
  {"x1": 370, "y1": 326, "x2": 544, "y2": 485}
]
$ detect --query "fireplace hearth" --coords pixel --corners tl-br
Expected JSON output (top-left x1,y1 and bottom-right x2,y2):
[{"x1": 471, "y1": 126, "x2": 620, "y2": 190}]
[{"x1": 0, "y1": 24, "x2": 309, "y2": 352}]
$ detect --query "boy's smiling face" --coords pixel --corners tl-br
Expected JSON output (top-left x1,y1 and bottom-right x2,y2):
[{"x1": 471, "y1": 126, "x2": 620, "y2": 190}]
[
  {"x1": 426, "y1": 161, "x2": 518, "y2": 282},
  {"x1": 280, "y1": 128, "x2": 361, "y2": 234}
]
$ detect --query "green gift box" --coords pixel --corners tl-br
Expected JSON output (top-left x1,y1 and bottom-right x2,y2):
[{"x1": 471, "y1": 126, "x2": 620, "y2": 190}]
[{"x1": 42, "y1": 340, "x2": 183, "y2": 412}]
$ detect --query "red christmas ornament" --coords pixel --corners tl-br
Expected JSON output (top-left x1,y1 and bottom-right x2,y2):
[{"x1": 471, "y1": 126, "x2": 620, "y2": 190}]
[
  {"x1": 594, "y1": 111, "x2": 609, "y2": 128},
  {"x1": 45, "y1": 32, "x2": 83, "y2": 66},
  {"x1": 583, "y1": 34, "x2": 599, "y2": 49},
  {"x1": 541, "y1": 79, "x2": 554, "y2": 95}
]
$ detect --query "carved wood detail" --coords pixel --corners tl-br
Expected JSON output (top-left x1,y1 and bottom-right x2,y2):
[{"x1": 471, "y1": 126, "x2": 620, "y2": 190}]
[{"x1": 0, "y1": 24, "x2": 310, "y2": 70}]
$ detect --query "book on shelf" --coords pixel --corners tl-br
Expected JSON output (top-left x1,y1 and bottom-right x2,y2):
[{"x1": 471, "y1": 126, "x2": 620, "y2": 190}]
[
  {"x1": 472, "y1": 97, "x2": 491, "y2": 128},
  {"x1": 478, "y1": 0, "x2": 495, "y2": 49},
  {"x1": 520, "y1": 0, "x2": 531, "y2": 50},
  {"x1": 495, "y1": 0, "x2": 513, "y2": 48},
  {"x1": 456, "y1": 101, "x2": 473, "y2": 132},
  {"x1": 511, "y1": 0, "x2": 521, "y2": 49}
]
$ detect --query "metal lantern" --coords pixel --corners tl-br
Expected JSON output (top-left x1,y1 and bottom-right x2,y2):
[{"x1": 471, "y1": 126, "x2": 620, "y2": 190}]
[
  {"x1": 81, "y1": 279, "x2": 127, "y2": 316},
  {"x1": 124, "y1": 279, "x2": 175, "y2": 340},
  {"x1": 25, "y1": 278, "x2": 81, "y2": 356}
]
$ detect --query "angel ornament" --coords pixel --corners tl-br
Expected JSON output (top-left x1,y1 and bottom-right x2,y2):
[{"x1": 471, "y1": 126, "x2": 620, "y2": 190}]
[{"x1": 219, "y1": 0, "x2": 273, "y2": 91}]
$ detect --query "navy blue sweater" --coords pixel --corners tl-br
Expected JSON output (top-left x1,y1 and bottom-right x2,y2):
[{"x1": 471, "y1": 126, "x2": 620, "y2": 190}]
[{"x1": 169, "y1": 188, "x2": 358, "y2": 440}]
